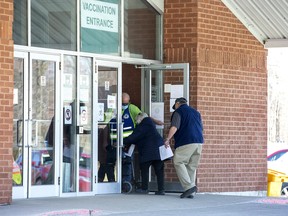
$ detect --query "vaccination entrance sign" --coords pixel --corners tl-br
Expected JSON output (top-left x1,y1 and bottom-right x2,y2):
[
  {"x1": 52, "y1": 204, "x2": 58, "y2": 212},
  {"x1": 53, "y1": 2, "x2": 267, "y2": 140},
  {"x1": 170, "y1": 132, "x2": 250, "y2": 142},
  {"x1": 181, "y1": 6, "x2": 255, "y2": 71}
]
[{"x1": 81, "y1": 0, "x2": 118, "y2": 33}]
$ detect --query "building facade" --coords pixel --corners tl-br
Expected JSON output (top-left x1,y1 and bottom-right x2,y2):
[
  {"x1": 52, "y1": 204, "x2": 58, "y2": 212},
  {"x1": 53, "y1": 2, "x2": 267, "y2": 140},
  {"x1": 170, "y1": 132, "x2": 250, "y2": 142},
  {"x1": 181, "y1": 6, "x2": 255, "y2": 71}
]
[{"x1": 0, "y1": 0, "x2": 267, "y2": 205}]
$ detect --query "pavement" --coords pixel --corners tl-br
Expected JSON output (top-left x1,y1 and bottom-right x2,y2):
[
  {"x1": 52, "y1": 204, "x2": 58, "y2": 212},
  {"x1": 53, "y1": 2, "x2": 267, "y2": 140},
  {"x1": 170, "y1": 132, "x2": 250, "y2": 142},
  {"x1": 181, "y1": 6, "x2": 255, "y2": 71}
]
[{"x1": 1, "y1": 192, "x2": 288, "y2": 216}]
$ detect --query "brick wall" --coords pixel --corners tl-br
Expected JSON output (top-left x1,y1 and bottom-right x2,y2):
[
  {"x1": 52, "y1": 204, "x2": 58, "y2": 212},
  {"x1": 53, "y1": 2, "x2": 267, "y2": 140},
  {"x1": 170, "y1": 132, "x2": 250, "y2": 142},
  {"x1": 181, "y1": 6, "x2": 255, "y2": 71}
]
[
  {"x1": 164, "y1": 0, "x2": 267, "y2": 193},
  {"x1": 0, "y1": 0, "x2": 14, "y2": 205}
]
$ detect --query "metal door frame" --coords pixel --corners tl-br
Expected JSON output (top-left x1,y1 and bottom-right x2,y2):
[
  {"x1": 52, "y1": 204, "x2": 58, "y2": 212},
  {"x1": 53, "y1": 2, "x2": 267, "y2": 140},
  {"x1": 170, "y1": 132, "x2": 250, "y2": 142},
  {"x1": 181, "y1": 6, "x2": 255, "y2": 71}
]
[
  {"x1": 141, "y1": 63, "x2": 189, "y2": 114},
  {"x1": 93, "y1": 60, "x2": 122, "y2": 194},
  {"x1": 13, "y1": 51, "x2": 29, "y2": 199},
  {"x1": 28, "y1": 53, "x2": 61, "y2": 198},
  {"x1": 12, "y1": 51, "x2": 61, "y2": 198}
]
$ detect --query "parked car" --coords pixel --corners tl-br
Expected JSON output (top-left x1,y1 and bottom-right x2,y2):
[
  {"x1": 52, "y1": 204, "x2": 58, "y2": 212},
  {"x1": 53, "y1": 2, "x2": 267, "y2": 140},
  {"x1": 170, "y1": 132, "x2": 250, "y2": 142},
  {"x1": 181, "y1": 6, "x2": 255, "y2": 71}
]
[
  {"x1": 16, "y1": 150, "x2": 92, "y2": 191},
  {"x1": 16, "y1": 150, "x2": 53, "y2": 185},
  {"x1": 267, "y1": 149, "x2": 288, "y2": 174},
  {"x1": 79, "y1": 153, "x2": 91, "y2": 192},
  {"x1": 267, "y1": 149, "x2": 288, "y2": 196}
]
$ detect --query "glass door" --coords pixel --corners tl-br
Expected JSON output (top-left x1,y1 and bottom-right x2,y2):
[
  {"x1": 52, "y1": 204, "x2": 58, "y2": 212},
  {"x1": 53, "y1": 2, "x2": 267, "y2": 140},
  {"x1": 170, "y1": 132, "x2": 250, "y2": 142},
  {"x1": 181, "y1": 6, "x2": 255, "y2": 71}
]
[
  {"x1": 142, "y1": 63, "x2": 189, "y2": 115},
  {"x1": 94, "y1": 60, "x2": 122, "y2": 194},
  {"x1": 142, "y1": 63, "x2": 189, "y2": 112},
  {"x1": 13, "y1": 52, "x2": 61, "y2": 198},
  {"x1": 141, "y1": 63, "x2": 189, "y2": 190},
  {"x1": 13, "y1": 52, "x2": 28, "y2": 199}
]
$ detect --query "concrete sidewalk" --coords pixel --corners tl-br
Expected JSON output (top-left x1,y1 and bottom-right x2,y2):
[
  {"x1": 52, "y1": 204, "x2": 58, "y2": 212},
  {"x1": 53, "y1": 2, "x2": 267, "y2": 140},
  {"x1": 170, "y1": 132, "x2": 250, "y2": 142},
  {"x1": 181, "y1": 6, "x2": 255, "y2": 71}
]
[{"x1": 1, "y1": 193, "x2": 288, "y2": 216}]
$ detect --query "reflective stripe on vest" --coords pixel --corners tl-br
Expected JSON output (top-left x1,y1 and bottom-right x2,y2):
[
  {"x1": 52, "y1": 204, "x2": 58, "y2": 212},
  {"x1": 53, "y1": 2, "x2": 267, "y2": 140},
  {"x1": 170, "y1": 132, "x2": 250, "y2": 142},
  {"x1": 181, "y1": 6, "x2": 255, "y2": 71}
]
[
  {"x1": 110, "y1": 126, "x2": 133, "y2": 139},
  {"x1": 109, "y1": 107, "x2": 134, "y2": 141}
]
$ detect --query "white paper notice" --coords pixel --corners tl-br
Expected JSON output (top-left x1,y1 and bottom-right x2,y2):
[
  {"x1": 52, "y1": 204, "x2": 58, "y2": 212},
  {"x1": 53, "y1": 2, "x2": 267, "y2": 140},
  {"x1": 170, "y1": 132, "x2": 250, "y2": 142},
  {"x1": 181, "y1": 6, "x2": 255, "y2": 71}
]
[
  {"x1": 64, "y1": 105, "x2": 72, "y2": 124},
  {"x1": 13, "y1": 88, "x2": 18, "y2": 105},
  {"x1": 105, "y1": 81, "x2": 110, "y2": 91},
  {"x1": 164, "y1": 84, "x2": 171, "y2": 93},
  {"x1": 80, "y1": 106, "x2": 88, "y2": 125},
  {"x1": 159, "y1": 145, "x2": 174, "y2": 161},
  {"x1": 170, "y1": 85, "x2": 183, "y2": 98},
  {"x1": 107, "y1": 95, "x2": 116, "y2": 109},
  {"x1": 97, "y1": 103, "x2": 104, "y2": 122},
  {"x1": 170, "y1": 98, "x2": 175, "y2": 112},
  {"x1": 151, "y1": 102, "x2": 164, "y2": 129}
]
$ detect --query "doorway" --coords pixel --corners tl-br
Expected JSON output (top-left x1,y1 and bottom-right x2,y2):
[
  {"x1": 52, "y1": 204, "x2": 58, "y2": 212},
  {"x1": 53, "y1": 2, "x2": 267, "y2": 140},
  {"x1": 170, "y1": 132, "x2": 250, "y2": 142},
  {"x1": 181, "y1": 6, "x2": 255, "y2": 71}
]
[
  {"x1": 95, "y1": 60, "x2": 122, "y2": 194},
  {"x1": 121, "y1": 63, "x2": 189, "y2": 192},
  {"x1": 143, "y1": 63, "x2": 189, "y2": 191},
  {"x1": 13, "y1": 52, "x2": 61, "y2": 198},
  {"x1": 12, "y1": 53, "x2": 125, "y2": 198}
]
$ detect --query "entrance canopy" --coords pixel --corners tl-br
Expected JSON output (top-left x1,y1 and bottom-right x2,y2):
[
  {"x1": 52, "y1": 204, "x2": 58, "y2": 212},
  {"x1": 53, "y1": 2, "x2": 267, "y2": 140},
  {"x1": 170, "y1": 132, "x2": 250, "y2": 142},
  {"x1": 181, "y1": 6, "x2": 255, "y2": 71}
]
[{"x1": 222, "y1": 0, "x2": 288, "y2": 48}]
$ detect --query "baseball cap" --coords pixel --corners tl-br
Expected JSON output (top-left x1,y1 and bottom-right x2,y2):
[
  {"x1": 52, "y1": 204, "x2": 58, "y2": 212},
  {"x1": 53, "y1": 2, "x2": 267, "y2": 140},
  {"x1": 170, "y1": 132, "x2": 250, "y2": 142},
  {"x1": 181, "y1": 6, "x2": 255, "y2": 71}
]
[{"x1": 172, "y1": 97, "x2": 187, "y2": 110}]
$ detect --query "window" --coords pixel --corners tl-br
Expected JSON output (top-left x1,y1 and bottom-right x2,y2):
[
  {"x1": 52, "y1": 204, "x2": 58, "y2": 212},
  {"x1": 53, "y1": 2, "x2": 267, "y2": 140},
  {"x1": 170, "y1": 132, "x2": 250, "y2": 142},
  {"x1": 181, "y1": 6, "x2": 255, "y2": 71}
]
[
  {"x1": 31, "y1": 0, "x2": 77, "y2": 50},
  {"x1": 124, "y1": 0, "x2": 161, "y2": 60},
  {"x1": 13, "y1": 0, "x2": 28, "y2": 45}
]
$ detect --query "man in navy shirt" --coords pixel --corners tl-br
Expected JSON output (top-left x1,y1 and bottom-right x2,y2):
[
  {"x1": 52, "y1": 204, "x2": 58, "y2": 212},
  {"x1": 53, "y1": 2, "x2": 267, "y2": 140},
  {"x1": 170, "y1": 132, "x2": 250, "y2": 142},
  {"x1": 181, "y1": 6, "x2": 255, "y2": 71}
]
[{"x1": 165, "y1": 97, "x2": 204, "y2": 199}]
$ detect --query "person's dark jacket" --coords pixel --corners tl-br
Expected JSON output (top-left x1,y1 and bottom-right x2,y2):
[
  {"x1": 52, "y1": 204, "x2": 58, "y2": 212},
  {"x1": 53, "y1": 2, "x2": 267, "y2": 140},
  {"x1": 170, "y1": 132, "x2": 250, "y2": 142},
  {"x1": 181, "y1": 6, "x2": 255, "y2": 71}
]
[{"x1": 123, "y1": 117, "x2": 163, "y2": 163}]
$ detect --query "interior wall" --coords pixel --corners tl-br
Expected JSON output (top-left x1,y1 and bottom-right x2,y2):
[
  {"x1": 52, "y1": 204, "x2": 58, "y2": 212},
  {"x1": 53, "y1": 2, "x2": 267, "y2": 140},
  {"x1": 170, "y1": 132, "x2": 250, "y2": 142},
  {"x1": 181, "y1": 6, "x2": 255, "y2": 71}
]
[{"x1": 122, "y1": 64, "x2": 142, "y2": 109}]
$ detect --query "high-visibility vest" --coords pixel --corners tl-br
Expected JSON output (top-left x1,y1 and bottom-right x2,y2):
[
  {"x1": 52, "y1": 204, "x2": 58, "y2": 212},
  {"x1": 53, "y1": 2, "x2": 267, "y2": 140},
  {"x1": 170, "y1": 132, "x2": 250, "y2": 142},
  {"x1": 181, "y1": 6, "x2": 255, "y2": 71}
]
[{"x1": 109, "y1": 107, "x2": 135, "y2": 141}]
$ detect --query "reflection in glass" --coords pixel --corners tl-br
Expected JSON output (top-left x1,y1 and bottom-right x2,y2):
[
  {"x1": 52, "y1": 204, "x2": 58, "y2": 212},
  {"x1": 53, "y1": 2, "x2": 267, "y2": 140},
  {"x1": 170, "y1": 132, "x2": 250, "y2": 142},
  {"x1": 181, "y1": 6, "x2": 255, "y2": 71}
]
[
  {"x1": 13, "y1": 58, "x2": 24, "y2": 186},
  {"x1": 97, "y1": 66, "x2": 118, "y2": 183},
  {"x1": 124, "y1": 0, "x2": 161, "y2": 60},
  {"x1": 79, "y1": 57, "x2": 93, "y2": 192},
  {"x1": 31, "y1": 0, "x2": 77, "y2": 50},
  {"x1": 13, "y1": 0, "x2": 28, "y2": 45},
  {"x1": 62, "y1": 55, "x2": 77, "y2": 193},
  {"x1": 32, "y1": 59, "x2": 55, "y2": 185}
]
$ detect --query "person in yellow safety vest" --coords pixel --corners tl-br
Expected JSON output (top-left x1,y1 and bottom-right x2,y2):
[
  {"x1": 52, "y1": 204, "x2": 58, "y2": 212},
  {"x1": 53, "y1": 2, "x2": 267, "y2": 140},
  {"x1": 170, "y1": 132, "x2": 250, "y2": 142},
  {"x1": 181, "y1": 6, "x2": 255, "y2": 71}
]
[
  {"x1": 107, "y1": 93, "x2": 142, "y2": 182},
  {"x1": 100, "y1": 93, "x2": 164, "y2": 183},
  {"x1": 109, "y1": 93, "x2": 141, "y2": 140}
]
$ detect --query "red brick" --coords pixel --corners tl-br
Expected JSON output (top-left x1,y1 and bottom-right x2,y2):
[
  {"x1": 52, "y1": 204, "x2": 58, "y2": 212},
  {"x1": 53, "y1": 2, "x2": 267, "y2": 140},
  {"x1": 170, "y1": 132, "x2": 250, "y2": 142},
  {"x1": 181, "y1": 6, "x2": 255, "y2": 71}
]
[
  {"x1": 164, "y1": 0, "x2": 267, "y2": 193},
  {"x1": 0, "y1": 0, "x2": 13, "y2": 205}
]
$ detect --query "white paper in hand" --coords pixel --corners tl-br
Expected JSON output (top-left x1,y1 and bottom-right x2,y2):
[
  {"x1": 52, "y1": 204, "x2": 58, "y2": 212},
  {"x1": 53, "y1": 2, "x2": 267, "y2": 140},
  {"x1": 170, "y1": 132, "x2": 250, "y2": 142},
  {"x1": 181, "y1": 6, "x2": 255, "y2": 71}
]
[
  {"x1": 124, "y1": 144, "x2": 135, "y2": 157},
  {"x1": 159, "y1": 145, "x2": 174, "y2": 161}
]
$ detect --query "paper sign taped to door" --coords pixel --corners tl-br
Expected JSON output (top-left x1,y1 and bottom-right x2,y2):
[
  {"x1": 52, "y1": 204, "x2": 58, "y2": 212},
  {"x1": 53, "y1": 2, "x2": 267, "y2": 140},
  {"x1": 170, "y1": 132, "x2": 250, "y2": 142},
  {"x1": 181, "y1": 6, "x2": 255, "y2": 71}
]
[
  {"x1": 64, "y1": 105, "x2": 72, "y2": 124},
  {"x1": 80, "y1": 106, "x2": 88, "y2": 125},
  {"x1": 151, "y1": 102, "x2": 164, "y2": 129},
  {"x1": 170, "y1": 85, "x2": 183, "y2": 98},
  {"x1": 107, "y1": 95, "x2": 116, "y2": 109},
  {"x1": 98, "y1": 103, "x2": 104, "y2": 121}
]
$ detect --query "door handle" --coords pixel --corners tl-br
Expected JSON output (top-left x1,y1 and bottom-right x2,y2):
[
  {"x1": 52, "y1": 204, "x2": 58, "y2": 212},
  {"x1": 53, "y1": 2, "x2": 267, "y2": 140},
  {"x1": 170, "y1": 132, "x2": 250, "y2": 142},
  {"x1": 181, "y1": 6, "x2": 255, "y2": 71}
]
[
  {"x1": 119, "y1": 123, "x2": 124, "y2": 148},
  {"x1": 16, "y1": 119, "x2": 23, "y2": 147},
  {"x1": 25, "y1": 119, "x2": 38, "y2": 147}
]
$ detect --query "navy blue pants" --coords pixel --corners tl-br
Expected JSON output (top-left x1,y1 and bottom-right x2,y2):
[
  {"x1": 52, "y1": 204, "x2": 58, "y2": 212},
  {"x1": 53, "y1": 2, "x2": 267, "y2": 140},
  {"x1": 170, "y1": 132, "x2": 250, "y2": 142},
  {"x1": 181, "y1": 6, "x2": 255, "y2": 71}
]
[{"x1": 140, "y1": 160, "x2": 164, "y2": 191}]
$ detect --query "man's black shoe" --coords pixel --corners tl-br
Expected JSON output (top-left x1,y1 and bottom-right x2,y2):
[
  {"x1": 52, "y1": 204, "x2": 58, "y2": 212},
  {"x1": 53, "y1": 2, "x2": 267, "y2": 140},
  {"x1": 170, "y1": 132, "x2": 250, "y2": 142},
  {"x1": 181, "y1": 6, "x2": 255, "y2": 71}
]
[
  {"x1": 155, "y1": 190, "x2": 165, "y2": 195},
  {"x1": 191, "y1": 186, "x2": 198, "y2": 193},
  {"x1": 187, "y1": 194, "x2": 194, "y2": 198},
  {"x1": 180, "y1": 186, "x2": 197, "y2": 198}
]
